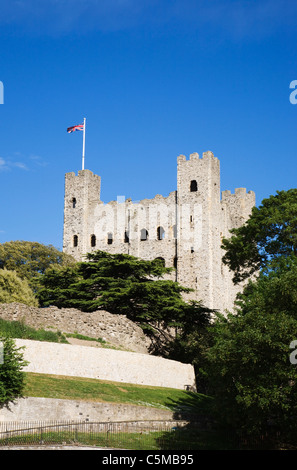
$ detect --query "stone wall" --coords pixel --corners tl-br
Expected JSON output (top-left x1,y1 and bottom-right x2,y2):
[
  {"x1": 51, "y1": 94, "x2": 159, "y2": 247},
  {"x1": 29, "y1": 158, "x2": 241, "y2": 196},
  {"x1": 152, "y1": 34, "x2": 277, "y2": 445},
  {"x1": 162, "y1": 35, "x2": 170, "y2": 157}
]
[
  {"x1": 0, "y1": 303, "x2": 150, "y2": 354},
  {"x1": 14, "y1": 338, "x2": 196, "y2": 390},
  {"x1": 0, "y1": 397, "x2": 176, "y2": 423}
]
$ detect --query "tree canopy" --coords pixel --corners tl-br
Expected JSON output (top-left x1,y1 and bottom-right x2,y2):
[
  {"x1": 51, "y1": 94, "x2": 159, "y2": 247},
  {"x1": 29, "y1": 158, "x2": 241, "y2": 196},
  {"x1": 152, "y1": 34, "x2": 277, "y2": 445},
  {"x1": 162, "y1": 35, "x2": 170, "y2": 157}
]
[
  {"x1": 0, "y1": 269, "x2": 38, "y2": 306},
  {"x1": 221, "y1": 189, "x2": 297, "y2": 283},
  {"x1": 205, "y1": 257, "x2": 297, "y2": 437},
  {"x1": 0, "y1": 240, "x2": 75, "y2": 284},
  {"x1": 36, "y1": 250, "x2": 212, "y2": 353}
]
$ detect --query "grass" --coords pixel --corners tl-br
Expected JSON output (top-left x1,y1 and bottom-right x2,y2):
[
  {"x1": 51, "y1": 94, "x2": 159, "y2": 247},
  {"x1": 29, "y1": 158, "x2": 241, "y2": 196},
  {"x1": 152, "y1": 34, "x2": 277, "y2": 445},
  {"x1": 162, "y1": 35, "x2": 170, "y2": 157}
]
[
  {"x1": 19, "y1": 373, "x2": 226, "y2": 449},
  {"x1": 0, "y1": 428, "x2": 238, "y2": 450},
  {"x1": 0, "y1": 317, "x2": 68, "y2": 343},
  {"x1": 65, "y1": 332, "x2": 107, "y2": 344},
  {"x1": 23, "y1": 372, "x2": 212, "y2": 414}
]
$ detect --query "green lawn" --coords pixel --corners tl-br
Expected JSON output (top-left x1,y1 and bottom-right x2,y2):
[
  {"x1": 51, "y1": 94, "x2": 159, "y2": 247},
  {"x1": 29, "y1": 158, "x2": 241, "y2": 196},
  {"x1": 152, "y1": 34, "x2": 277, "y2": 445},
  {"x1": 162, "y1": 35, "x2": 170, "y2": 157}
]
[{"x1": 24, "y1": 372, "x2": 212, "y2": 414}]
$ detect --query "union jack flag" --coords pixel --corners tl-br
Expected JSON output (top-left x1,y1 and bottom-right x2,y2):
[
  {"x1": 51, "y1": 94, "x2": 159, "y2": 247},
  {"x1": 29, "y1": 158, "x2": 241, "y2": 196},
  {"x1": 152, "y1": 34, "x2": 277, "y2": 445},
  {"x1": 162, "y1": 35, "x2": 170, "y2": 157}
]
[{"x1": 67, "y1": 124, "x2": 84, "y2": 133}]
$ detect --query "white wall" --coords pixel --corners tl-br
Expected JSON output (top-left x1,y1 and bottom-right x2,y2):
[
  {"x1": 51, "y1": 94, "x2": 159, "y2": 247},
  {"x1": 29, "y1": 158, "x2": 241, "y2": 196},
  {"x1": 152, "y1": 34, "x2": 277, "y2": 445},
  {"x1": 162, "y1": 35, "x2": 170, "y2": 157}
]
[{"x1": 15, "y1": 339, "x2": 196, "y2": 390}]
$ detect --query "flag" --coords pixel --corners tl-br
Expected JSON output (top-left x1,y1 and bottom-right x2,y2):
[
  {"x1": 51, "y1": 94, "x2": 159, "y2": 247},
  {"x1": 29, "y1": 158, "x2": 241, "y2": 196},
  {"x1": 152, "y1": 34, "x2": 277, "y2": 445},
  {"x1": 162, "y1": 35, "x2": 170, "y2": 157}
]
[{"x1": 67, "y1": 123, "x2": 84, "y2": 133}]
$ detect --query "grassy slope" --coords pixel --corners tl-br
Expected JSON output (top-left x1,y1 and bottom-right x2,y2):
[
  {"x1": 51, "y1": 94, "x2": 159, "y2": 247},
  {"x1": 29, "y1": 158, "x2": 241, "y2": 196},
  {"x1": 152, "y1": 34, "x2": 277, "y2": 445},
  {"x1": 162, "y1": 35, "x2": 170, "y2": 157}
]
[{"x1": 24, "y1": 372, "x2": 212, "y2": 415}]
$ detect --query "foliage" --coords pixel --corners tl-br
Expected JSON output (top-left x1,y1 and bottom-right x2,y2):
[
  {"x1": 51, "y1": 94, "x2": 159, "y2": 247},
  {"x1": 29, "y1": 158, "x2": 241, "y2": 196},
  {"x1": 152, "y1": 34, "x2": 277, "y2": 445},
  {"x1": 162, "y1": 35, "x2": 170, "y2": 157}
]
[
  {"x1": 0, "y1": 336, "x2": 28, "y2": 407},
  {"x1": 36, "y1": 251, "x2": 212, "y2": 352},
  {"x1": 0, "y1": 240, "x2": 75, "y2": 285},
  {"x1": 221, "y1": 189, "x2": 297, "y2": 283},
  {"x1": 205, "y1": 256, "x2": 297, "y2": 437},
  {"x1": 0, "y1": 269, "x2": 38, "y2": 306}
]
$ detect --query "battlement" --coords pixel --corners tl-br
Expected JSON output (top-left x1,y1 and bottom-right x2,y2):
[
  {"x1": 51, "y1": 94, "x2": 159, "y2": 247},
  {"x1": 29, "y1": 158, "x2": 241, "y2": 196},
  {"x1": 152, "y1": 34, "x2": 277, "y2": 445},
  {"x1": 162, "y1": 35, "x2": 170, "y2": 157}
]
[
  {"x1": 221, "y1": 187, "x2": 255, "y2": 201},
  {"x1": 221, "y1": 188, "x2": 255, "y2": 230},
  {"x1": 177, "y1": 150, "x2": 219, "y2": 164}
]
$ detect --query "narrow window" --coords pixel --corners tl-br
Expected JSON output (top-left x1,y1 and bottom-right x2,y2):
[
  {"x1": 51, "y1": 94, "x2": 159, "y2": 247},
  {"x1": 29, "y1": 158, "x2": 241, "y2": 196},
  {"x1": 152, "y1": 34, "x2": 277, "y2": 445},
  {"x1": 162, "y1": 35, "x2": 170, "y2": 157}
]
[
  {"x1": 124, "y1": 231, "x2": 130, "y2": 243},
  {"x1": 173, "y1": 256, "x2": 177, "y2": 268},
  {"x1": 107, "y1": 232, "x2": 113, "y2": 245},
  {"x1": 157, "y1": 226, "x2": 165, "y2": 240},
  {"x1": 72, "y1": 197, "x2": 77, "y2": 208},
  {"x1": 140, "y1": 229, "x2": 148, "y2": 241},
  {"x1": 91, "y1": 234, "x2": 96, "y2": 247},
  {"x1": 190, "y1": 180, "x2": 198, "y2": 192},
  {"x1": 73, "y1": 235, "x2": 78, "y2": 247}
]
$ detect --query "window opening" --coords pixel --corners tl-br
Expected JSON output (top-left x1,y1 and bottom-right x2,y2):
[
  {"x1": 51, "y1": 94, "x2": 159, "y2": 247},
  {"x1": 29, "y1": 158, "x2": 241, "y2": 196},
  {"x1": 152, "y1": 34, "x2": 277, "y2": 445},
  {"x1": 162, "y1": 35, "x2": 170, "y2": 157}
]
[{"x1": 190, "y1": 180, "x2": 198, "y2": 192}]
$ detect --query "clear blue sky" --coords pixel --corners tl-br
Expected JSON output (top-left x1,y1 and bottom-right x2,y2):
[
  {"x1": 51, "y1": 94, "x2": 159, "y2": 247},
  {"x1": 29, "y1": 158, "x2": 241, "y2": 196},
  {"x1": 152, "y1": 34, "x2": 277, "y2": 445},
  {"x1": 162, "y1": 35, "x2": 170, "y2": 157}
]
[{"x1": 0, "y1": 0, "x2": 296, "y2": 251}]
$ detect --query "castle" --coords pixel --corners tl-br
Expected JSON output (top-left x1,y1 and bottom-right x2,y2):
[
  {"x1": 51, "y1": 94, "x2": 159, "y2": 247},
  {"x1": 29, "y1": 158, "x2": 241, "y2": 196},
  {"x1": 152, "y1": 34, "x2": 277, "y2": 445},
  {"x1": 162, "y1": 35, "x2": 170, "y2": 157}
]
[{"x1": 63, "y1": 151, "x2": 255, "y2": 313}]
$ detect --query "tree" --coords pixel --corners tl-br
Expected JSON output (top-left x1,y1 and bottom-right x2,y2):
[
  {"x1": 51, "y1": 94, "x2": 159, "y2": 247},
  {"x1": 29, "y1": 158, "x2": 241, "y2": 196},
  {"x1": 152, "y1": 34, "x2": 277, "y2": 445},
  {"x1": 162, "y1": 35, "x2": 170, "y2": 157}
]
[
  {"x1": 0, "y1": 269, "x2": 38, "y2": 306},
  {"x1": 0, "y1": 336, "x2": 28, "y2": 407},
  {"x1": 205, "y1": 256, "x2": 297, "y2": 439},
  {"x1": 0, "y1": 240, "x2": 75, "y2": 285},
  {"x1": 221, "y1": 189, "x2": 297, "y2": 284},
  {"x1": 37, "y1": 251, "x2": 212, "y2": 354}
]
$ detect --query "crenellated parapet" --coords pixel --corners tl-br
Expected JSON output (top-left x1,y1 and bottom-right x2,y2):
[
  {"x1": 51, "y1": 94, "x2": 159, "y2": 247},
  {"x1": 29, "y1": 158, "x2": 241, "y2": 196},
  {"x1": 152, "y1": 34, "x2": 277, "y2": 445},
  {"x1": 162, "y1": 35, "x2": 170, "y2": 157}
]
[{"x1": 221, "y1": 187, "x2": 256, "y2": 229}]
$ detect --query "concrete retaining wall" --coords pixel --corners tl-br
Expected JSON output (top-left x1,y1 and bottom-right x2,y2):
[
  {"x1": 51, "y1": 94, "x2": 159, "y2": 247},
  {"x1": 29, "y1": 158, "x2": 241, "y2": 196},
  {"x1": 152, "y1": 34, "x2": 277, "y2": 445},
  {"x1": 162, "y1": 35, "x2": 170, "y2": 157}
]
[
  {"x1": 0, "y1": 397, "x2": 175, "y2": 423},
  {"x1": 15, "y1": 339, "x2": 196, "y2": 390}
]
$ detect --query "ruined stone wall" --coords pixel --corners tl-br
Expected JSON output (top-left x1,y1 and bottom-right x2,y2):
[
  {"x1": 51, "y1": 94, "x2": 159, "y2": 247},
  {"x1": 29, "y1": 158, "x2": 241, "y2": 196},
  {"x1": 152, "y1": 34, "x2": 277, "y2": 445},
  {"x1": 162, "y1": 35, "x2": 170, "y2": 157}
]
[{"x1": 0, "y1": 303, "x2": 150, "y2": 354}]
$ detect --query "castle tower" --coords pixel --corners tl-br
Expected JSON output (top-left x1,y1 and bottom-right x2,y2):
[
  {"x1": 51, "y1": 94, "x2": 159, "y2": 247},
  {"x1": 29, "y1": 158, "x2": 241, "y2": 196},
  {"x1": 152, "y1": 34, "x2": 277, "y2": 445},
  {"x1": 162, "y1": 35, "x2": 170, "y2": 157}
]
[
  {"x1": 63, "y1": 170, "x2": 101, "y2": 259},
  {"x1": 176, "y1": 151, "x2": 255, "y2": 311},
  {"x1": 62, "y1": 151, "x2": 255, "y2": 313},
  {"x1": 176, "y1": 151, "x2": 221, "y2": 308}
]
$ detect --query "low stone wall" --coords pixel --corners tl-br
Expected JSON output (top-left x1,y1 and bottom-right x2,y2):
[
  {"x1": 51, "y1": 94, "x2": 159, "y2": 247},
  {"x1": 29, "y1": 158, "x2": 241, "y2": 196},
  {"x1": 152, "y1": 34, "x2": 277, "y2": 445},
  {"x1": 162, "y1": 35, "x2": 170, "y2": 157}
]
[
  {"x1": 0, "y1": 303, "x2": 150, "y2": 353},
  {"x1": 15, "y1": 339, "x2": 196, "y2": 390},
  {"x1": 0, "y1": 397, "x2": 176, "y2": 423}
]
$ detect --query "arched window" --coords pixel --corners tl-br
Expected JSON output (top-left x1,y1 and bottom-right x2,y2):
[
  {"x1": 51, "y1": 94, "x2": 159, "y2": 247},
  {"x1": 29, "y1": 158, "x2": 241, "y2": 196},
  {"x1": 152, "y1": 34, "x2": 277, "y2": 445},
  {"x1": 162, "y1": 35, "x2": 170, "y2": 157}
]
[
  {"x1": 91, "y1": 234, "x2": 96, "y2": 247},
  {"x1": 157, "y1": 226, "x2": 165, "y2": 240},
  {"x1": 140, "y1": 229, "x2": 148, "y2": 241},
  {"x1": 73, "y1": 235, "x2": 78, "y2": 247},
  {"x1": 190, "y1": 180, "x2": 198, "y2": 192},
  {"x1": 72, "y1": 197, "x2": 77, "y2": 208},
  {"x1": 107, "y1": 232, "x2": 113, "y2": 244}
]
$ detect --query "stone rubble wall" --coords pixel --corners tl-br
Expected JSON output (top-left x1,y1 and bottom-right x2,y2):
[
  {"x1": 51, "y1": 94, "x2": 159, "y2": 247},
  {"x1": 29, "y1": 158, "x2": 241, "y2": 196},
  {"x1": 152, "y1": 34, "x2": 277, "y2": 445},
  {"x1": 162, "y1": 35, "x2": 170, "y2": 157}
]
[{"x1": 0, "y1": 303, "x2": 150, "y2": 354}]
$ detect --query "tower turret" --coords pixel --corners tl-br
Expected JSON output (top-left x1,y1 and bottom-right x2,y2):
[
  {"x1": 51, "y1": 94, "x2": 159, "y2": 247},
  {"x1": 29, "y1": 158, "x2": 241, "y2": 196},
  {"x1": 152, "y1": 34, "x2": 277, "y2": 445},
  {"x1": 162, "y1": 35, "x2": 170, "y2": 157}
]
[{"x1": 63, "y1": 169, "x2": 101, "y2": 259}]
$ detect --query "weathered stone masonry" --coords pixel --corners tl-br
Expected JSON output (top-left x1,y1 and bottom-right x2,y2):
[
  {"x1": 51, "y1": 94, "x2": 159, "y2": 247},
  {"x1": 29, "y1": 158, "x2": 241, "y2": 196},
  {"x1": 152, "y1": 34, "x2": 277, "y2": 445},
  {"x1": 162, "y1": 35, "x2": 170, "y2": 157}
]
[{"x1": 63, "y1": 151, "x2": 255, "y2": 312}]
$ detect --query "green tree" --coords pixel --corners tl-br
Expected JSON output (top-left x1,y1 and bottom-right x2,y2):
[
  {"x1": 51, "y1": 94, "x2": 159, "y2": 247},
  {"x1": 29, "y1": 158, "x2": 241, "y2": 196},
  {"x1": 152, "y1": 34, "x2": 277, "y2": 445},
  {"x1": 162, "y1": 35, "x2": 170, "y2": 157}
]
[
  {"x1": 221, "y1": 189, "x2": 297, "y2": 283},
  {"x1": 0, "y1": 269, "x2": 38, "y2": 306},
  {"x1": 0, "y1": 240, "x2": 75, "y2": 285},
  {"x1": 37, "y1": 251, "x2": 212, "y2": 354},
  {"x1": 0, "y1": 336, "x2": 28, "y2": 407},
  {"x1": 205, "y1": 256, "x2": 297, "y2": 439}
]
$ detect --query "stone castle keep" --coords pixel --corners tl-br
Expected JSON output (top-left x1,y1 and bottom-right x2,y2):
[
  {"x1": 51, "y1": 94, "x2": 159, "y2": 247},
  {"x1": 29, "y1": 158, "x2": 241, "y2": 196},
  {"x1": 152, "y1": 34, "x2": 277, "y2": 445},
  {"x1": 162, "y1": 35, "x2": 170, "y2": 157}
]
[{"x1": 63, "y1": 151, "x2": 255, "y2": 312}]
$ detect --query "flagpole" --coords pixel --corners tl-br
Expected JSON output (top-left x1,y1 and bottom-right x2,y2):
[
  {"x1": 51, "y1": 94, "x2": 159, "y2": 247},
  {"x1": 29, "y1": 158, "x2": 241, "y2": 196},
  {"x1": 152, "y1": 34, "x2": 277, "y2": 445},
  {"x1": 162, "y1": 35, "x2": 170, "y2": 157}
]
[{"x1": 82, "y1": 117, "x2": 86, "y2": 170}]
